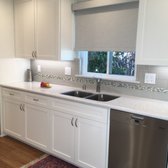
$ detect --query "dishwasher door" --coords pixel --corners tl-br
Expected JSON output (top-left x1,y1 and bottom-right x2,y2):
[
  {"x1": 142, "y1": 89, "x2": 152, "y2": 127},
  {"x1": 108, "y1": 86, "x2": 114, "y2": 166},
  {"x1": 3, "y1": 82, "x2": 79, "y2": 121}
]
[{"x1": 108, "y1": 110, "x2": 168, "y2": 168}]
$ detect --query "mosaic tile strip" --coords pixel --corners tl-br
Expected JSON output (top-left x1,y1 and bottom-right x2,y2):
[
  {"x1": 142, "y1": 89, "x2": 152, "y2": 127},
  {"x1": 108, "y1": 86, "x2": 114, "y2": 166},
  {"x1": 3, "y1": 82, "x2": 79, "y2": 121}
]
[{"x1": 34, "y1": 73, "x2": 168, "y2": 94}]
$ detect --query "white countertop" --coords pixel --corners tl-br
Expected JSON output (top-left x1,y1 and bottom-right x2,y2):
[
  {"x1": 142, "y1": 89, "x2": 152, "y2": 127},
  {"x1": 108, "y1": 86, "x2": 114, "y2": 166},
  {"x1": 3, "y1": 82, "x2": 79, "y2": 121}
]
[{"x1": 1, "y1": 82, "x2": 168, "y2": 121}]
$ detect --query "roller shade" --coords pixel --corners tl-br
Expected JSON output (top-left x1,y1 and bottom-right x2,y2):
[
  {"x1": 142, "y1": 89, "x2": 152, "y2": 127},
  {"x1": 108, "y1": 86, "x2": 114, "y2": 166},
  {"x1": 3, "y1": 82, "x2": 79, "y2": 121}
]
[{"x1": 74, "y1": 1, "x2": 139, "y2": 51}]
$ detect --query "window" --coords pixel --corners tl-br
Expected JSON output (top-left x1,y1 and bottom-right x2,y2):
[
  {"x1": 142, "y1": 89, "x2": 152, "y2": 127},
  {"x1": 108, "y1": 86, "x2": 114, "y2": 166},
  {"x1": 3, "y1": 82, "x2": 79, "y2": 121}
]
[
  {"x1": 88, "y1": 52, "x2": 107, "y2": 74},
  {"x1": 79, "y1": 51, "x2": 136, "y2": 81}
]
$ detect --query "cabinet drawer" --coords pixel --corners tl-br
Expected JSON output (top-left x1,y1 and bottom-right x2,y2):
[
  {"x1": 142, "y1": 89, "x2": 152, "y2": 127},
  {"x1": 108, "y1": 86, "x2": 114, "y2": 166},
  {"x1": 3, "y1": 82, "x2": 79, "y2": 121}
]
[
  {"x1": 2, "y1": 88, "x2": 23, "y2": 100},
  {"x1": 26, "y1": 93, "x2": 50, "y2": 107},
  {"x1": 52, "y1": 98, "x2": 108, "y2": 123}
]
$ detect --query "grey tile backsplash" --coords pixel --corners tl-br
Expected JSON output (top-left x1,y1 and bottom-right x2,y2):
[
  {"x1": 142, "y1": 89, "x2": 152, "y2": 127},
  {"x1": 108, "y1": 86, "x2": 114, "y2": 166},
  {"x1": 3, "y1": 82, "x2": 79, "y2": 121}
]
[{"x1": 31, "y1": 60, "x2": 168, "y2": 101}]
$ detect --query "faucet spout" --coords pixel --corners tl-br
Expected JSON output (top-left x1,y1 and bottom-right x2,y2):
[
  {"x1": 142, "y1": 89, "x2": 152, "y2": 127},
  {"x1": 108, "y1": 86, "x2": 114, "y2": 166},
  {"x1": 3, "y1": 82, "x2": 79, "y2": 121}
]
[{"x1": 96, "y1": 78, "x2": 101, "y2": 92}]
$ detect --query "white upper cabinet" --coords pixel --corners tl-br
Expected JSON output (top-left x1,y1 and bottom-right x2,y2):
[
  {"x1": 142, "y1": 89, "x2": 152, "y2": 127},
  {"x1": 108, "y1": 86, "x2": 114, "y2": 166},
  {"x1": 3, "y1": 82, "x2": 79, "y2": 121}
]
[
  {"x1": 35, "y1": 0, "x2": 59, "y2": 60},
  {"x1": 136, "y1": 0, "x2": 168, "y2": 65},
  {"x1": 60, "y1": 0, "x2": 75, "y2": 61},
  {"x1": 0, "y1": 0, "x2": 14, "y2": 58},
  {"x1": 14, "y1": 0, "x2": 75, "y2": 60},
  {"x1": 14, "y1": 0, "x2": 35, "y2": 58}
]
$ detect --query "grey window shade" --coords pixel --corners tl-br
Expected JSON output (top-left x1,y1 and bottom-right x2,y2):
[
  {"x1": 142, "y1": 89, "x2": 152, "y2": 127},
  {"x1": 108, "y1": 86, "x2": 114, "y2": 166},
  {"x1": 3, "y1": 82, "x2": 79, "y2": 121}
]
[{"x1": 74, "y1": 2, "x2": 139, "y2": 51}]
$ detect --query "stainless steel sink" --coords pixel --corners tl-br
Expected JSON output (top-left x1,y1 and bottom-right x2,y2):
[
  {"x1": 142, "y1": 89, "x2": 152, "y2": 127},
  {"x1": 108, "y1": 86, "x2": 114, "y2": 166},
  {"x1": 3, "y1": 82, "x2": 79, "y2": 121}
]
[
  {"x1": 62, "y1": 90, "x2": 93, "y2": 98},
  {"x1": 62, "y1": 91, "x2": 119, "y2": 102},
  {"x1": 86, "y1": 94, "x2": 119, "y2": 102}
]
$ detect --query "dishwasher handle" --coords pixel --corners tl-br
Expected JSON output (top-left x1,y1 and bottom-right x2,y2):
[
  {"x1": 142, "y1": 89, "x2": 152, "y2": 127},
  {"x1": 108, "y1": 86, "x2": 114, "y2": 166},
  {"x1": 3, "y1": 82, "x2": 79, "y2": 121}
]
[{"x1": 131, "y1": 115, "x2": 144, "y2": 121}]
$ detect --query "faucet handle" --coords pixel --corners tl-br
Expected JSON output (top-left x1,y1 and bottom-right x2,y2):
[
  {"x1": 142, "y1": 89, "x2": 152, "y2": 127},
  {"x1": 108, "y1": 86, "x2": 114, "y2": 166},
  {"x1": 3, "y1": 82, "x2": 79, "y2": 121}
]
[
  {"x1": 96, "y1": 78, "x2": 101, "y2": 83},
  {"x1": 96, "y1": 78, "x2": 101, "y2": 92},
  {"x1": 82, "y1": 84, "x2": 86, "y2": 90}
]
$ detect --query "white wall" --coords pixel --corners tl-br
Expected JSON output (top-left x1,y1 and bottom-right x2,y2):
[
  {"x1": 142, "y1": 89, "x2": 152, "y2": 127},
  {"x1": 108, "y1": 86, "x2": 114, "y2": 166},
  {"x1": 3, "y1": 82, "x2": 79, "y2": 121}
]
[
  {"x1": 0, "y1": 0, "x2": 30, "y2": 135},
  {"x1": 0, "y1": 58, "x2": 30, "y2": 135},
  {"x1": 0, "y1": 58, "x2": 30, "y2": 84}
]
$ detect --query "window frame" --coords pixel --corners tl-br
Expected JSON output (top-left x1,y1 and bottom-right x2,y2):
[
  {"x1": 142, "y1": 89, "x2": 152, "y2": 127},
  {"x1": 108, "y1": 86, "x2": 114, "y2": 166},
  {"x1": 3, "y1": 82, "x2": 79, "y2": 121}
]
[{"x1": 79, "y1": 51, "x2": 137, "y2": 82}]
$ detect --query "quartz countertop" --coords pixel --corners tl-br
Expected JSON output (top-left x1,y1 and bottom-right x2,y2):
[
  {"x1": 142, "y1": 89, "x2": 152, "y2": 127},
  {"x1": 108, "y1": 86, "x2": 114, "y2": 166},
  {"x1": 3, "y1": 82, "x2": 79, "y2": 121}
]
[{"x1": 1, "y1": 82, "x2": 168, "y2": 121}]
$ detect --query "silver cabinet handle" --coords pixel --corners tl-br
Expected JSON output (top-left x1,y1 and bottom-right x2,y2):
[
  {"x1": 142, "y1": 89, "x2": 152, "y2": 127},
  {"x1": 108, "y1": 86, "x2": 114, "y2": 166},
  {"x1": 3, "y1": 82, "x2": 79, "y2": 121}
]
[
  {"x1": 34, "y1": 51, "x2": 37, "y2": 59},
  {"x1": 71, "y1": 118, "x2": 74, "y2": 126},
  {"x1": 9, "y1": 93, "x2": 14, "y2": 96},
  {"x1": 75, "y1": 118, "x2": 78, "y2": 128},
  {"x1": 20, "y1": 104, "x2": 25, "y2": 111},
  {"x1": 20, "y1": 104, "x2": 22, "y2": 111},
  {"x1": 32, "y1": 51, "x2": 35, "y2": 58},
  {"x1": 22, "y1": 104, "x2": 25, "y2": 112},
  {"x1": 32, "y1": 51, "x2": 37, "y2": 58},
  {"x1": 33, "y1": 98, "x2": 39, "y2": 102}
]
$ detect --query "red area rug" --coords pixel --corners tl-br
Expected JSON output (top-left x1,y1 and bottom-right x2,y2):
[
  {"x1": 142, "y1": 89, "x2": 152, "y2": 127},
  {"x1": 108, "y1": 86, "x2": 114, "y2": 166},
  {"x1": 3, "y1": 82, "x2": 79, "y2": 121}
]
[{"x1": 22, "y1": 154, "x2": 78, "y2": 168}]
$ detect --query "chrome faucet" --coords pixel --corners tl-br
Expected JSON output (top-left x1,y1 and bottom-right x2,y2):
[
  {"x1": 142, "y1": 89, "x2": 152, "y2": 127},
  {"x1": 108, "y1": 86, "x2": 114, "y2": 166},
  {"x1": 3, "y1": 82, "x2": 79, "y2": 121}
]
[
  {"x1": 96, "y1": 78, "x2": 101, "y2": 92},
  {"x1": 82, "y1": 84, "x2": 86, "y2": 90}
]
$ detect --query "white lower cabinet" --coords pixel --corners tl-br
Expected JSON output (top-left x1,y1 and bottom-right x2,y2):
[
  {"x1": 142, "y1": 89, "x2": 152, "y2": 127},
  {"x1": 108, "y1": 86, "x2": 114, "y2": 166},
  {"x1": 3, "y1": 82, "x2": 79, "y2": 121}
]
[
  {"x1": 75, "y1": 118, "x2": 107, "y2": 168},
  {"x1": 2, "y1": 88, "x2": 108, "y2": 168},
  {"x1": 3, "y1": 98, "x2": 25, "y2": 139},
  {"x1": 51, "y1": 109, "x2": 107, "y2": 168},
  {"x1": 51, "y1": 110, "x2": 75, "y2": 162},
  {"x1": 25, "y1": 104, "x2": 50, "y2": 150}
]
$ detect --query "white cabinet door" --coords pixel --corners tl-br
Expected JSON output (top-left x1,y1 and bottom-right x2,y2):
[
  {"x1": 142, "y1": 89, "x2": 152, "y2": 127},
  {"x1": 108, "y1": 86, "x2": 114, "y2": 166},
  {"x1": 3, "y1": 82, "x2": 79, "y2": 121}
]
[
  {"x1": 0, "y1": 0, "x2": 14, "y2": 58},
  {"x1": 14, "y1": 0, "x2": 35, "y2": 58},
  {"x1": 136, "y1": 0, "x2": 168, "y2": 65},
  {"x1": 3, "y1": 99, "x2": 25, "y2": 139},
  {"x1": 75, "y1": 118, "x2": 107, "y2": 168},
  {"x1": 35, "y1": 0, "x2": 60, "y2": 60},
  {"x1": 51, "y1": 110, "x2": 75, "y2": 162},
  {"x1": 60, "y1": 0, "x2": 75, "y2": 61},
  {"x1": 25, "y1": 104, "x2": 50, "y2": 150},
  {"x1": 14, "y1": 0, "x2": 74, "y2": 60}
]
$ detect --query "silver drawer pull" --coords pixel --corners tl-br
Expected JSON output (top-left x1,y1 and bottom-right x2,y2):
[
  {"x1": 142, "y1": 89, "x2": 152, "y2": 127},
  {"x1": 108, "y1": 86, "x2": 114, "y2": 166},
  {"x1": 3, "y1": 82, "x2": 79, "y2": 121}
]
[
  {"x1": 9, "y1": 93, "x2": 14, "y2": 96},
  {"x1": 33, "y1": 98, "x2": 39, "y2": 102}
]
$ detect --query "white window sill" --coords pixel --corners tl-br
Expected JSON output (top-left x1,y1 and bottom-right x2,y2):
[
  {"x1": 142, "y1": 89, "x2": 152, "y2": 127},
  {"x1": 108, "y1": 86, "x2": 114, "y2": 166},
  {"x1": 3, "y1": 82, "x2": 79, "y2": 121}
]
[{"x1": 75, "y1": 74, "x2": 140, "y2": 84}]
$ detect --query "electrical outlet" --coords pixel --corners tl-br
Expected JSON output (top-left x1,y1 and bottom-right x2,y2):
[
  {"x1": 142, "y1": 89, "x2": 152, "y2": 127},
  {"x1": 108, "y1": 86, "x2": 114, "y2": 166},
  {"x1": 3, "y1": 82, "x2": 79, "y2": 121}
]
[
  {"x1": 37, "y1": 65, "x2": 41, "y2": 72},
  {"x1": 144, "y1": 73, "x2": 156, "y2": 84},
  {"x1": 65, "y1": 67, "x2": 71, "y2": 76}
]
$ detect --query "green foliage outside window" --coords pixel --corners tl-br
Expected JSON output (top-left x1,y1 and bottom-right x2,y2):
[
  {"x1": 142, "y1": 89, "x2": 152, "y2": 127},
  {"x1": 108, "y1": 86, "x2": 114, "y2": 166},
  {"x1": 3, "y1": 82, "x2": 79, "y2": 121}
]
[
  {"x1": 88, "y1": 51, "x2": 107, "y2": 73},
  {"x1": 87, "y1": 51, "x2": 135, "y2": 76},
  {"x1": 110, "y1": 51, "x2": 135, "y2": 76}
]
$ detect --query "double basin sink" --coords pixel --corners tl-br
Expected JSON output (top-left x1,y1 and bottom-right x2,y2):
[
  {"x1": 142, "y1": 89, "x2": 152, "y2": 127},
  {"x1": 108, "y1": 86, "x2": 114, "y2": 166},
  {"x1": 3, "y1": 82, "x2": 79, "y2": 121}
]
[{"x1": 62, "y1": 90, "x2": 119, "y2": 102}]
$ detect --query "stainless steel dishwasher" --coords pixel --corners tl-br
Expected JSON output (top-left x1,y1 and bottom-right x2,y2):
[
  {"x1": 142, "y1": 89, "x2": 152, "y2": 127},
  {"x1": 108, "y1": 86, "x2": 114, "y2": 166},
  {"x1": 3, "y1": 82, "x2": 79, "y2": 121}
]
[{"x1": 108, "y1": 109, "x2": 168, "y2": 168}]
